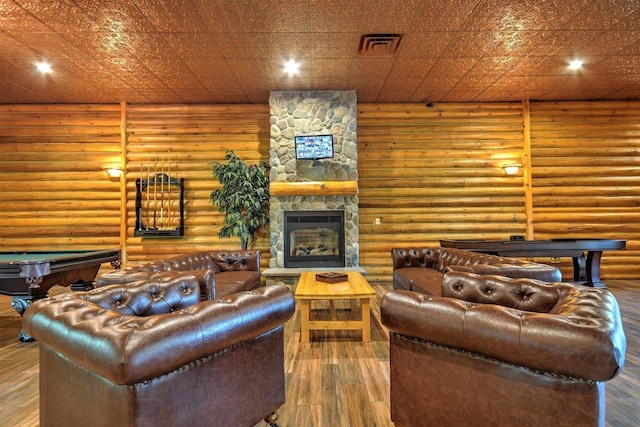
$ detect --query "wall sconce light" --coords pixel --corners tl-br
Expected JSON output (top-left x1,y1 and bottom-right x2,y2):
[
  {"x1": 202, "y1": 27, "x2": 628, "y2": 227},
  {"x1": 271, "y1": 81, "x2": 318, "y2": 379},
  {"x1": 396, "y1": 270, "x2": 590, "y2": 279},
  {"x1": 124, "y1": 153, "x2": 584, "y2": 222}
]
[
  {"x1": 105, "y1": 167, "x2": 123, "y2": 179},
  {"x1": 503, "y1": 164, "x2": 521, "y2": 175}
]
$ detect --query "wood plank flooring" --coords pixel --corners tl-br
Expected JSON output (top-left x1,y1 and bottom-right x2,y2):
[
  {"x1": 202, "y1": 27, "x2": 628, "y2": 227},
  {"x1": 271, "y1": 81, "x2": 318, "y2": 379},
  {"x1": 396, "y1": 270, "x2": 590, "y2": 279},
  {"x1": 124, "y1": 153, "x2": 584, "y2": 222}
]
[{"x1": 0, "y1": 281, "x2": 638, "y2": 427}]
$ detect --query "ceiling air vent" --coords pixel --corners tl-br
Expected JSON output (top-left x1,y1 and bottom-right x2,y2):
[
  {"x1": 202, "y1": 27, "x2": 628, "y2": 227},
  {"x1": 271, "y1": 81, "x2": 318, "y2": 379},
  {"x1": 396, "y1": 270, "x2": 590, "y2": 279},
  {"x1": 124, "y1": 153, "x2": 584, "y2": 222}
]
[{"x1": 357, "y1": 34, "x2": 404, "y2": 57}]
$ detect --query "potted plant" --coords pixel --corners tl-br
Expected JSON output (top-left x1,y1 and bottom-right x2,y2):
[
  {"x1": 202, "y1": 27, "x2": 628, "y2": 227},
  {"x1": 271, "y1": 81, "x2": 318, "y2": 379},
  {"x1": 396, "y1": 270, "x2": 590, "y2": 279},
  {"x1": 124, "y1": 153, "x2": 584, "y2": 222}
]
[{"x1": 210, "y1": 150, "x2": 270, "y2": 250}]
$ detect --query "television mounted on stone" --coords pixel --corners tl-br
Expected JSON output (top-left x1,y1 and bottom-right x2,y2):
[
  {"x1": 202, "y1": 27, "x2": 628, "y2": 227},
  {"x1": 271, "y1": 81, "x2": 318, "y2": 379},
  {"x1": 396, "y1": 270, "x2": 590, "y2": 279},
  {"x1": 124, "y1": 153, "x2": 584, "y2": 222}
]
[{"x1": 294, "y1": 134, "x2": 334, "y2": 160}]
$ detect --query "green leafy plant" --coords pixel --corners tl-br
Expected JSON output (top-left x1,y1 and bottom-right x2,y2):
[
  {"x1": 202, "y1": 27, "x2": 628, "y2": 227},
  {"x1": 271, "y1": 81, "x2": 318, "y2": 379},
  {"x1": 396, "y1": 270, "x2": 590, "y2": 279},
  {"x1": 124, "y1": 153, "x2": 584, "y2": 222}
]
[{"x1": 210, "y1": 150, "x2": 270, "y2": 250}]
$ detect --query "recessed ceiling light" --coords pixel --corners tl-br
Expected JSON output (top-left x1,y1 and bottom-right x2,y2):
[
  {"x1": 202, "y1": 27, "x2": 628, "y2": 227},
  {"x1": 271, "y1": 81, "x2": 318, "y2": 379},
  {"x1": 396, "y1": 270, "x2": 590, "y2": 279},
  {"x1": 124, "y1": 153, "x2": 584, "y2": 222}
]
[
  {"x1": 35, "y1": 61, "x2": 52, "y2": 74},
  {"x1": 283, "y1": 59, "x2": 299, "y2": 77},
  {"x1": 568, "y1": 59, "x2": 583, "y2": 70}
]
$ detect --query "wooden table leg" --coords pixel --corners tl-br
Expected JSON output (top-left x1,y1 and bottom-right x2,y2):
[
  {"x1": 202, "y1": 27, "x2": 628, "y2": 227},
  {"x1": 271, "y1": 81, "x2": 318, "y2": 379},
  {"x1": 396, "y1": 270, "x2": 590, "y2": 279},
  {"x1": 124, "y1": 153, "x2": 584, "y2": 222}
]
[
  {"x1": 361, "y1": 297, "x2": 371, "y2": 343},
  {"x1": 300, "y1": 300, "x2": 310, "y2": 343}
]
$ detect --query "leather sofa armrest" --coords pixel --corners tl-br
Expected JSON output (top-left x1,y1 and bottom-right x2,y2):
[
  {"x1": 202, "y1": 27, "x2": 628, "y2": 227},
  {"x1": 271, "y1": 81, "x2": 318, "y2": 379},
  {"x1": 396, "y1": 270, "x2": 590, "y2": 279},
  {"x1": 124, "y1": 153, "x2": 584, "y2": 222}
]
[
  {"x1": 381, "y1": 283, "x2": 626, "y2": 381},
  {"x1": 391, "y1": 248, "x2": 436, "y2": 270},
  {"x1": 211, "y1": 250, "x2": 261, "y2": 273},
  {"x1": 23, "y1": 284, "x2": 295, "y2": 386}
]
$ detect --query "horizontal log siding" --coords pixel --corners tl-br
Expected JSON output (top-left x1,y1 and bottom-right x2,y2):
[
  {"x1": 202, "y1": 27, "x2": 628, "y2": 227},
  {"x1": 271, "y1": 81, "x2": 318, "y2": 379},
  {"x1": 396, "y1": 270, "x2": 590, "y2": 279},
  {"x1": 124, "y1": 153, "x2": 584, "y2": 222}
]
[
  {"x1": 1, "y1": 101, "x2": 638, "y2": 283},
  {"x1": 0, "y1": 105, "x2": 122, "y2": 263},
  {"x1": 529, "y1": 101, "x2": 640, "y2": 280},
  {"x1": 357, "y1": 103, "x2": 527, "y2": 281},
  {"x1": 124, "y1": 104, "x2": 271, "y2": 267}
]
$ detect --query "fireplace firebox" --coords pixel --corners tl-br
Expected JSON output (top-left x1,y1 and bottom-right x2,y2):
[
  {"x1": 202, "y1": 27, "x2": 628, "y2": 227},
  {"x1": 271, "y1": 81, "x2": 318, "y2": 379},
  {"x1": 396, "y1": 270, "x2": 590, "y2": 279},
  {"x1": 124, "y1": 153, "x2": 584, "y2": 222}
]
[{"x1": 284, "y1": 210, "x2": 345, "y2": 268}]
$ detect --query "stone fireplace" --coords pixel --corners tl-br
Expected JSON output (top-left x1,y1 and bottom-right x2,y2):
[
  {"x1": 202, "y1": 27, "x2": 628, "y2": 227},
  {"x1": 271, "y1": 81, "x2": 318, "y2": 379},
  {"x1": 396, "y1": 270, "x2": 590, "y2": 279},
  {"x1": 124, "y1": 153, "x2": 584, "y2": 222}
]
[{"x1": 267, "y1": 90, "x2": 359, "y2": 276}]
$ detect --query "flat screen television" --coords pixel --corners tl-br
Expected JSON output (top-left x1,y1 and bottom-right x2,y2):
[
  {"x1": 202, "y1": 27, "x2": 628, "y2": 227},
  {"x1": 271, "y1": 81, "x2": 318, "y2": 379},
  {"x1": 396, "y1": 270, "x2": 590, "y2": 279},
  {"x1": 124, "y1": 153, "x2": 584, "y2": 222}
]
[{"x1": 294, "y1": 134, "x2": 334, "y2": 160}]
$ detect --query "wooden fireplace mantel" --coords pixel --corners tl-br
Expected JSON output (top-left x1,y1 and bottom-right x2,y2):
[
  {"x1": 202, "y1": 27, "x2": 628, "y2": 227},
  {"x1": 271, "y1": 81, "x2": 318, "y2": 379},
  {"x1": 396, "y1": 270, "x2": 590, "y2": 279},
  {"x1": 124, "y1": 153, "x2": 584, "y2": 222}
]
[{"x1": 270, "y1": 181, "x2": 357, "y2": 196}]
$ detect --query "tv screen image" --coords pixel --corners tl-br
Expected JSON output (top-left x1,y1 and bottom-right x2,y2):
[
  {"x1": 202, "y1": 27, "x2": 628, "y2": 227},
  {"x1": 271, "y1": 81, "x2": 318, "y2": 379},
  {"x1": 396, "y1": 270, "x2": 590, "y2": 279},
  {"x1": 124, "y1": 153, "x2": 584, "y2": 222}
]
[{"x1": 295, "y1": 135, "x2": 334, "y2": 160}]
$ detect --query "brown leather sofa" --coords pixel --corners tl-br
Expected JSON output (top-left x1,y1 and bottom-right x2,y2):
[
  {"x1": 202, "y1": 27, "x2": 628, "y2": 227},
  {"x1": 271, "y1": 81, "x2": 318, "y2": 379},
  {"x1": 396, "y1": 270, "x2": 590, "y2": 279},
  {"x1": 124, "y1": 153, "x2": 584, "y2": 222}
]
[
  {"x1": 96, "y1": 250, "x2": 261, "y2": 300},
  {"x1": 392, "y1": 246, "x2": 562, "y2": 296},
  {"x1": 23, "y1": 274, "x2": 295, "y2": 427},
  {"x1": 381, "y1": 271, "x2": 626, "y2": 427}
]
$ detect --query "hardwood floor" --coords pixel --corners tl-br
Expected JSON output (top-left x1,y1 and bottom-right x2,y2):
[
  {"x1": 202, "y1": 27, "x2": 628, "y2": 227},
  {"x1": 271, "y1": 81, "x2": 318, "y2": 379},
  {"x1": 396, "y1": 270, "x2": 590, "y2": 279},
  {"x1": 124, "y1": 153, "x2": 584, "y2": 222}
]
[{"x1": 1, "y1": 281, "x2": 638, "y2": 427}]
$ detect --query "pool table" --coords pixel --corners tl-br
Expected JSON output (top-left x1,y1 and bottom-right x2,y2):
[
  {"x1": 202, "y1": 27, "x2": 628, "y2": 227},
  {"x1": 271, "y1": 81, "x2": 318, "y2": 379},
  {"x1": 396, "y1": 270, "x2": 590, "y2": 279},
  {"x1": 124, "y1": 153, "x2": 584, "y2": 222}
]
[
  {"x1": 440, "y1": 239, "x2": 626, "y2": 288},
  {"x1": 0, "y1": 249, "x2": 121, "y2": 341}
]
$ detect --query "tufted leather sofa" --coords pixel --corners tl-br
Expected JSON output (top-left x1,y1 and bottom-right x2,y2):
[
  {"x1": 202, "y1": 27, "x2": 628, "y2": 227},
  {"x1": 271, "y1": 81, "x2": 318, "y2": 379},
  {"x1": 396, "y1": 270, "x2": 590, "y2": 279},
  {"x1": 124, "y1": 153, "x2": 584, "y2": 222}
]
[
  {"x1": 391, "y1": 246, "x2": 562, "y2": 296},
  {"x1": 96, "y1": 250, "x2": 261, "y2": 300},
  {"x1": 23, "y1": 274, "x2": 295, "y2": 427},
  {"x1": 381, "y1": 271, "x2": 626, "y2": 427}
]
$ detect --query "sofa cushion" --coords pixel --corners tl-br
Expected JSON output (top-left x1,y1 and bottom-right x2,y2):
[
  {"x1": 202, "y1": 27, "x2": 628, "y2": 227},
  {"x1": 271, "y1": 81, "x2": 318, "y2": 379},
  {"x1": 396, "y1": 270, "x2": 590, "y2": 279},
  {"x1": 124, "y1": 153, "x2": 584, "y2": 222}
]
[
  {"x1": 393, "y1": 267, "x2": 443, "y2": 296},
  {"x1": 214, "y1": 270, "x2": 260, "y2": 297}
]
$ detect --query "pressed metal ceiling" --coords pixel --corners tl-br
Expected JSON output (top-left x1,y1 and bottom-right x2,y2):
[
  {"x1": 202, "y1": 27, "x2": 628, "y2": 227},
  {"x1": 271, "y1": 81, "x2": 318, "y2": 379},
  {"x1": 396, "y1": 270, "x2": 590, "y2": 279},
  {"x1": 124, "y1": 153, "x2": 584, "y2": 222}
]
[{"x1": 0, "y1": 0, "x2": 639, "y2": 104}]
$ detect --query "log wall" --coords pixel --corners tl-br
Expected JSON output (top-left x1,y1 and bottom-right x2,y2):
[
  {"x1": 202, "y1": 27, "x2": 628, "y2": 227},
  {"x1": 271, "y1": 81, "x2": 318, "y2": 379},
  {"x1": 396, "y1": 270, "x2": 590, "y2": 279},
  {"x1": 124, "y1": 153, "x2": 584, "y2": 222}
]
[
  {"x1": 0, "y1": 101, "x2": 638, "y2": 282},
  {"x1": 124, "y1": 104, "x2": 271, "y2": 267},
  {"x1": 0, "y1": 105, "x2": 123, "y2": 257},
  {"x1": 528, "y1": 101, "x2": 640, "y2": 280},
  {"x1": 357, "y1": 103, "x2": 528, "y2": 280}
]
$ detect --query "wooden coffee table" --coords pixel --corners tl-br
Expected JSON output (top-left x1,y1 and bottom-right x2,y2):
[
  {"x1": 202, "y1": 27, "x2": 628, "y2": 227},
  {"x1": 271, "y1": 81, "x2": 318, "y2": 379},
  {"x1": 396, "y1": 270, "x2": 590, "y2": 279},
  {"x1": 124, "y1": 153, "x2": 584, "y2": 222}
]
[{"x1": 295, "y1": 271, "x2": 376, "y2": 343}]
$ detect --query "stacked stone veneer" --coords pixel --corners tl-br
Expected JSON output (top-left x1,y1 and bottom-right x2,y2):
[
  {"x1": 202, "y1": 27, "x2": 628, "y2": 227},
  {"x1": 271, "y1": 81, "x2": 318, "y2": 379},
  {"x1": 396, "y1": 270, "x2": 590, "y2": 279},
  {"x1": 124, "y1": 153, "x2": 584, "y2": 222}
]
[{"x1": 269, "y1": 90, "x2": 359, "y2": 269}]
